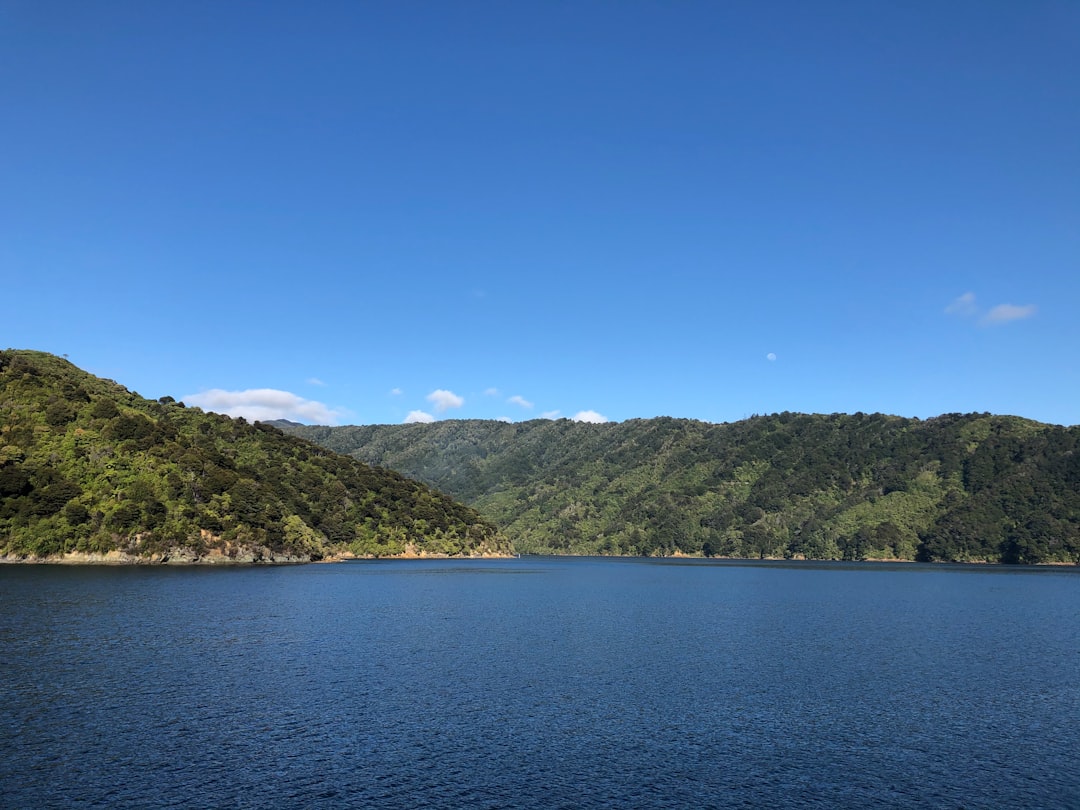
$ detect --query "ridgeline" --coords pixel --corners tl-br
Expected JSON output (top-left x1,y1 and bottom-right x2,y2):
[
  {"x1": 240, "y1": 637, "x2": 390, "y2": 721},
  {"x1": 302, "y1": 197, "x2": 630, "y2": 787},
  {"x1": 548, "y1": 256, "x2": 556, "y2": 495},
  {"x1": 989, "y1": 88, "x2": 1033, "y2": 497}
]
[
  {"x1": 280, "y1": 414, "x2": 1080, "y2": 564},
  {"x1": 0, "y1": 350, "x2": 506, "y2": 562}
]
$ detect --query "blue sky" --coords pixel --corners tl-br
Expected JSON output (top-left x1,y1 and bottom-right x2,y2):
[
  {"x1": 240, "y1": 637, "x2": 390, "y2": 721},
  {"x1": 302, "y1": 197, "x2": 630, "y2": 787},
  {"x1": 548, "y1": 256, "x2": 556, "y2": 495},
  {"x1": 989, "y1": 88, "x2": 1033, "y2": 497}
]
[{"x1": 4, "y1": 1, "x2": 1078, "y2": 426}]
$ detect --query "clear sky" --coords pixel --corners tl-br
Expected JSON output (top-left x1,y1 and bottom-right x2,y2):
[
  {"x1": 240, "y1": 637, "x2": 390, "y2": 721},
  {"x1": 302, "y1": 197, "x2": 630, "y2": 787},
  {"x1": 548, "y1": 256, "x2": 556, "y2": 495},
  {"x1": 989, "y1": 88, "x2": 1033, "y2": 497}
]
[{"x1": 4, "y1": 1, "x2": 1078, "y2": 426}]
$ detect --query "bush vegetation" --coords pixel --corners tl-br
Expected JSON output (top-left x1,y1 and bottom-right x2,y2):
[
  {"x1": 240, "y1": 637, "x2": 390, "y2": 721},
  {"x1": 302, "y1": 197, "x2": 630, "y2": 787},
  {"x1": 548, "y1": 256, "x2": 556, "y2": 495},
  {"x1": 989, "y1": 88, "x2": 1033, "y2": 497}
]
[
  {"x1": 283, "y1": 412, "x2": 1080, "y2": 563},
  {"x1": 0, "y1": 350, "x2": 506, "y2": 560}
]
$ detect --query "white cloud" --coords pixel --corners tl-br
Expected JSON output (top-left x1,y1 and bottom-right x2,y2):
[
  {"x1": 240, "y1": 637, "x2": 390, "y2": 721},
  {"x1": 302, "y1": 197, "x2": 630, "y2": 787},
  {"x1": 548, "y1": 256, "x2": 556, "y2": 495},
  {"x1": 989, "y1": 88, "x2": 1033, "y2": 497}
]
[
  {"x1": 981, "y1": 303, "x2": 1037, "y2": 325},
  {"x1": 306, "y1": 377, "x2": 326, "y2": 387},
  {"x1": 507, "y1": 394, "x2": 533, "y2": 409},
  {"x1": 183, "y1": 388, "x2": 345, "y2": 425},
  {"x1": 404, "y1": 410, "x2": 435, "y2": 424},
  {"x1": 389, "y1": 387, "x2": 403, "y2": 396},
  {"x1": 946, "y1": 292, "x2": 1037, "y2": 326},
  {"x1": 540, "y1": 410, "x2": 561, "y2": 420},
  {"x1": 484, "y1": 387, "x2": 500, "y2": 396},
  {"x1": 427, "y1": 389, "x2": 465, "y2": 413},
  {"x1": 573, "y1": 410, "x2": 609, "y2": 424},
  {"x1": 946, "y1": 292, "x2": 978, "y2": 316},
  {"x1": 766, "y1": 352, "x2": 777, "y2": 362},
  {"x1": 496, "y1": 415, "x2": 513, "y2": 423}
]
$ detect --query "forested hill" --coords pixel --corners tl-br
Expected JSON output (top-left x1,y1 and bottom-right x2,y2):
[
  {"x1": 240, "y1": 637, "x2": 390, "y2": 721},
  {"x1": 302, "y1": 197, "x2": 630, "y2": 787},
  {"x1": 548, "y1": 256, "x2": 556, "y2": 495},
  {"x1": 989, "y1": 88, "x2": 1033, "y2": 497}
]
[
  {"x1": 279, "y1": 414, "x2": 1080, "y2": 564},
  {"x1": 0, "y1": 351, "x2": 506, "y2": 562}
]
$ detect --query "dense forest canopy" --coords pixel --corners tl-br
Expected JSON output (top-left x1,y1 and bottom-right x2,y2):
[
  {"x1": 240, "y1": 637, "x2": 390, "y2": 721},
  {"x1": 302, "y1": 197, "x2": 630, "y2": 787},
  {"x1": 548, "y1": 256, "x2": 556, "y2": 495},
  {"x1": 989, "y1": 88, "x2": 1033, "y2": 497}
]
[
  {"x1": 280, "y1": 413, "x2": 1080, "y2": 564},
  {"x1": 6, "y1": 347, "x2": 1075, "y2": 566},
  {"x1": 0, "y1": 351, "x2": 506, "y2": 561}
]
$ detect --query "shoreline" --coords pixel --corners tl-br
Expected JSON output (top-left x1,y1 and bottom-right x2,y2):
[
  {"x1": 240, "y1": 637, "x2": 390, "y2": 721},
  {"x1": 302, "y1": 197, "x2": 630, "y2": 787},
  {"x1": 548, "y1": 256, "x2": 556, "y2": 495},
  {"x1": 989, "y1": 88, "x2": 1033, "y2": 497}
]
[
  {"x1": 0, "y1": 549, "x2": 517, "y2": 566},
  {"x1": 4, "y1": 550, "x2": 1075, "y2": 567}
]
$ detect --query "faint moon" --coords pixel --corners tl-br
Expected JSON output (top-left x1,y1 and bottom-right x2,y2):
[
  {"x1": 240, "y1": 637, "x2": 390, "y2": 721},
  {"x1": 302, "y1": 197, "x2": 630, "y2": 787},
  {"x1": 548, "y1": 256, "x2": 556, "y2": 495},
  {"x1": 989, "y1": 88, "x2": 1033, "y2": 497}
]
[{"x1": 766, "y1": 353, "x2": 777, "y2": 362}]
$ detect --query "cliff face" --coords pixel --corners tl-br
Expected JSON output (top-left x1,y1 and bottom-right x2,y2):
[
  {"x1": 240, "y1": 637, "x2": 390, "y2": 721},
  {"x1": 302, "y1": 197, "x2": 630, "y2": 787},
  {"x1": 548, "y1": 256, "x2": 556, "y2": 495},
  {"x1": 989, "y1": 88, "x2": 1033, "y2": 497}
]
[{"x1": 0, "y1": 350, "x2": 508, "y2": 562}]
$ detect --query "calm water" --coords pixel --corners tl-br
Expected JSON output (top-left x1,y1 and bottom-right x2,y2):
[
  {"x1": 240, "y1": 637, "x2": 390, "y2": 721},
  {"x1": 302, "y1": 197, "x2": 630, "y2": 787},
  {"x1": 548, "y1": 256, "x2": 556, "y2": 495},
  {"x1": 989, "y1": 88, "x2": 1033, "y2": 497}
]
[{"x1": 1, "y1": 557, "x2": 1078, "y2": 809}]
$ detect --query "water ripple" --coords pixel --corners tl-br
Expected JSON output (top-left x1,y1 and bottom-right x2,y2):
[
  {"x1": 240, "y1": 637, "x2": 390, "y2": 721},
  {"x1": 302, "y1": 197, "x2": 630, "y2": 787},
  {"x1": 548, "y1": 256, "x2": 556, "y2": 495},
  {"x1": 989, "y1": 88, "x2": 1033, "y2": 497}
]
[{"x1": 1, "y1": 560, "x2": 1078, "y2": 808}]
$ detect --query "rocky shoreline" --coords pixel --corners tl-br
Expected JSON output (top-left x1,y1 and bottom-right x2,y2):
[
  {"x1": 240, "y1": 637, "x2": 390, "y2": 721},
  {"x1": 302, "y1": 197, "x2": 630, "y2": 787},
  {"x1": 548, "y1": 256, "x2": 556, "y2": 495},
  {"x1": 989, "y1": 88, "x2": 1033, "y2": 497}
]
[
  {"x1": 0, "y1": 548, "x2": 516, "y2": 565},
  {"x1": 0, "y1": 548, "x2": 315, "y2": 565}
]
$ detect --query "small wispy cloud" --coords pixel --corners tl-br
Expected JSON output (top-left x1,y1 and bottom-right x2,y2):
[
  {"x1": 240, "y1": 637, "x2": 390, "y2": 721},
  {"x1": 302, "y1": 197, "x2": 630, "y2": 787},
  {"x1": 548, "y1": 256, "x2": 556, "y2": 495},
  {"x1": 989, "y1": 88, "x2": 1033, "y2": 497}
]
[
  {"x1": 541, "y1": 410, "x2": 561, "y2": 420},
  {"x1": 427, "y1": 389, "x2": 464, "y2": 413},
  {"x1": 484, "y1": 387, "x2": 500, "y2": 397},
  {"x1": 389, "y1": 387, "x2": 403, "y2": 396},
  {"x1": 573, "y1": 410, "x2": 608, "y2": 424},
  {"x1": 766, "y1": 353, "x2": 777, "y2": 362},
  {"x1": 945, "y1": 292, "x2": 978, "y2": 316},
  {"x1": 306, "y1": 377, "x2": 327, "y2": 387},
  {"x1": 184, "y1": 388, "x2": 346, "y2": 425},
  {"x1": 946, "y1": 292, "x2": 1037, "y2": 327},
  {"x1": 496, "y1": 415, "x2": 513, "y2": 423},
  {"x1": 404, "y1": 410, "x2": 434, "y2": 424},
  {"x1": 981, "y1": 303, "x2": 1037, "y2": 326},
  {"x1": 507, "y1": 395, "x2": 533, "y2": 409}
]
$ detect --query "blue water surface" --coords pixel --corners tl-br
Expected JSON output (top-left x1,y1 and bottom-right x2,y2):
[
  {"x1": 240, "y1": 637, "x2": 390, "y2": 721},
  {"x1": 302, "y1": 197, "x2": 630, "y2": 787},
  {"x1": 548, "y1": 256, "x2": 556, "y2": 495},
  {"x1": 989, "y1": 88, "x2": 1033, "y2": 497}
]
[{"x1": 1, "y1": 557, "x2": 1078, "y2": 809}]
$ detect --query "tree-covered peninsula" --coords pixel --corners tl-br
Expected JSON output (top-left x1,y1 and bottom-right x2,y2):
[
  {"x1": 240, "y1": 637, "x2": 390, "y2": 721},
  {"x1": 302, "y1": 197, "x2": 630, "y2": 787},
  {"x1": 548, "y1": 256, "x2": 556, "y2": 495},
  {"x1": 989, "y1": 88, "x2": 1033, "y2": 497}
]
[
  {"x1": 281, "y1": 414, "x2": 1080, "y2": 564},
  {"x1": 0, "y1": 350, "x2": 506, "y2": 562}
]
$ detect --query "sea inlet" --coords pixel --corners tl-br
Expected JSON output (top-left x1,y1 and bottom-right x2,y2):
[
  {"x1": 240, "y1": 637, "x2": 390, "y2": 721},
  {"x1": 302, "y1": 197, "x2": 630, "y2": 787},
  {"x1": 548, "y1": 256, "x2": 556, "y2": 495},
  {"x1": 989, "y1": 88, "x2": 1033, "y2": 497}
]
[{"x1": 2, "y1": 557, "x2": 1077, "y2": 808}]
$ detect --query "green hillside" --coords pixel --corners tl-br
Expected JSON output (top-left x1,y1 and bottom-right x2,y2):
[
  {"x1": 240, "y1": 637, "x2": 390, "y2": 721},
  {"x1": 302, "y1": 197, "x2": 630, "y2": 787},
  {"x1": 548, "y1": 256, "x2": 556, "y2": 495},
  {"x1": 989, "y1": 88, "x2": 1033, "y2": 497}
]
[
  {"x1": 0, "y1": 350, "x2": 506, "y2": 562},
  {"x1": 281, "y1": 414, "x2": 1080, "y2": 563}
]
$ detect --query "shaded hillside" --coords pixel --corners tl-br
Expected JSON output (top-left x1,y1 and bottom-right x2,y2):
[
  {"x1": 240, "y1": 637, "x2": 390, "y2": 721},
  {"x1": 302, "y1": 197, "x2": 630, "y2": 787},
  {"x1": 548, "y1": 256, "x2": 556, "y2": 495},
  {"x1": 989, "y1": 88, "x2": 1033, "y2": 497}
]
[
  {"x1": 280, "y1": 414, "x2": 1080, "y2": 563},
  {"x1": 0, "y1": 351, "x2": 506, "y2": 561}
]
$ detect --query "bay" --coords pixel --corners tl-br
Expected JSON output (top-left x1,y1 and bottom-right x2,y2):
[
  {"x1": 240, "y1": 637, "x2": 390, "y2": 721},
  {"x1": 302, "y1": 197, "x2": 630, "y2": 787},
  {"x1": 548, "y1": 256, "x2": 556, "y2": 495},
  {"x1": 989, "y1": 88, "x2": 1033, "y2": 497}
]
[{"x1": 1, "y1": 558, "x2": 1078, "y2": 809}]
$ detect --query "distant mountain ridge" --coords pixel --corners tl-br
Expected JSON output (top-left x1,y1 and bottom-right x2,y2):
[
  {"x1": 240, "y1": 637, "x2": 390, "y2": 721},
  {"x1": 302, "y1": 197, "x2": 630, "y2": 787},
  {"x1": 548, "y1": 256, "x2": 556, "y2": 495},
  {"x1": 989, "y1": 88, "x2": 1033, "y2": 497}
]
[
  {"x1": 277, "y1": 414, "x2": 1080, "y2": 563},
  {"x1": 0, "y1": 351, "x2": 507, "y2": 562}
]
